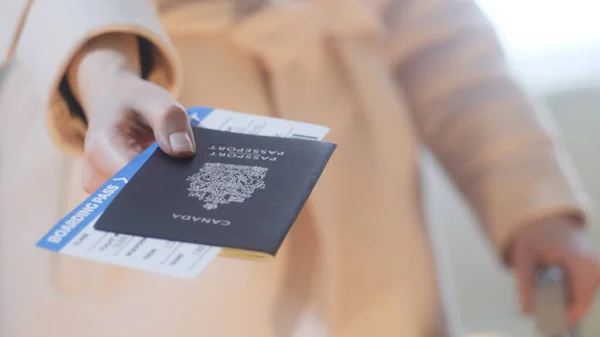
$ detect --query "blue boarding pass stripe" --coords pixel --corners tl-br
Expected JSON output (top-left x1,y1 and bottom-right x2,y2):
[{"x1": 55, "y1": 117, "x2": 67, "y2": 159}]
[{"x1": 36, "y1": 107, "x2": 214, "y2": 252}]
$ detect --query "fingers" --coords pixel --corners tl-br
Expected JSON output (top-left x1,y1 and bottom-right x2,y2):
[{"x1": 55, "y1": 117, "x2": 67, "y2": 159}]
[
  {"x1": 566, "y1": 259, "x2": 600, "y2": 325},
  {"x1": 82, "y1": 131, "x2": 142, "y2": 194},
  {"x1": 509, "y1": 220, "x2": 600, "y2": 327},
  {"x1": 513, "y1": 245, "x2": 536, "y2": 315},
  {"x1": 568, "y1": 290, "x2": 590, "y2": 325},
  {"x1": 128, "y1": 84, "x2": 196, "y2": 157},
  {"x1": 513, "y1": 248, "x2": 591, "y2": 325},
  {"x1": 81, "y1": 78, "x2": 193, "y2": 194},
  {"x1": 566, "y1": 271, "x2": 590, "y2": 325},
  {"x1": 82, "y1": 159, "x2": 108, "y2": 194}
]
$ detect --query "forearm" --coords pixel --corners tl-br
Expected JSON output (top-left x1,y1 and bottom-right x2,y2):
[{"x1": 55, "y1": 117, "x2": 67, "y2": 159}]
[
  {"x1": 386, "y1": 0, "x2": 592, "y2": 261},
  {"x1": 67, "y1": 32, "x2": 141, "y2": 118}
]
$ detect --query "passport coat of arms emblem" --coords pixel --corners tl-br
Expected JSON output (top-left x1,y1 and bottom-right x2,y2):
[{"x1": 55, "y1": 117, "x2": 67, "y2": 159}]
[{"x1": 187, "y1": 163, "x2": 268, "y2": 210}]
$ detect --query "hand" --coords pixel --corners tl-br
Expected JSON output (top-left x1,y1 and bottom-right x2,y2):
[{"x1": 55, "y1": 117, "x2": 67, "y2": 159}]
[
  {"x1": 510, "y1": 217, "x2": 600, "y2": 325},
  {"x1": 82, "y1": 71, "x2": 195, "y2": 193},
  {"x1": 66, "y1": 33, "x2": 196, "y2": 193}
]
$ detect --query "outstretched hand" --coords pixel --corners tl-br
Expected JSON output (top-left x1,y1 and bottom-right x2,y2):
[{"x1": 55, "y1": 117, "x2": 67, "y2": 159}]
[
  {"x1": 81, "y1": 72, "x2": 195, "y2": 193},
  {"x1": 67, "y1": 33, "x2": 196, "y2": 194}
]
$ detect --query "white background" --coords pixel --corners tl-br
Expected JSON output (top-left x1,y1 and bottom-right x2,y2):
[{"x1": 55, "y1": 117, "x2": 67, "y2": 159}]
[{"x1": 477, "y1": 0, "x2": 600, "y2": 95}]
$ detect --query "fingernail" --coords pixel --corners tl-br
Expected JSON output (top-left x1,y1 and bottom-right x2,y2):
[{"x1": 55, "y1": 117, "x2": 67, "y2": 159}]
[{"x1": 169, "y1": 132, "x2": 195, "y2": 154}]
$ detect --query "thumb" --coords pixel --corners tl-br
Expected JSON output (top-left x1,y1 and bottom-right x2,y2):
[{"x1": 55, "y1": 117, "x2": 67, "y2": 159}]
[
  {"x1": 132, "y1": 84, "x2": 196, "y2": 157},
  {"x1": 155, "y1": 104, "x2": 196, "y2": 157}
]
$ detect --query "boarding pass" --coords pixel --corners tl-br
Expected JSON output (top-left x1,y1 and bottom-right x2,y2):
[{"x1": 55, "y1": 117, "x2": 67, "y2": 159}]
[{"x1": 36, "y1": 107, "x2": 330, "y2": 279}]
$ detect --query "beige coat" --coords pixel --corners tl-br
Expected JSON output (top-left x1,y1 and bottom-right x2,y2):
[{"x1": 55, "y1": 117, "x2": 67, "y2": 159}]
[{"x1": 0, "y1": 0, "x2": 592, "y2": 336}]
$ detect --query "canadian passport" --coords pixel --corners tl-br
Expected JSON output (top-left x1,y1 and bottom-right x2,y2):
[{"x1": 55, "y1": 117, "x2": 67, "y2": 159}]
[{"x1": 94, "y1": 127, "x2": 336, "y2": 260}]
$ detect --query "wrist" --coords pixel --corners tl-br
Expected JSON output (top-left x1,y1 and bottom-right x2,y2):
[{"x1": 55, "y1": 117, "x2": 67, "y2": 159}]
[{"x1": 67, "y1": 33, "x2": 141, "y2": 118}]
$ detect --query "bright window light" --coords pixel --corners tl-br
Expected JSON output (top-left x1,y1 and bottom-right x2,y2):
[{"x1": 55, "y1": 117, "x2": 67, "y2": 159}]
[
  {"x1": 476, "y1": 0, "x2": 600, "y2": 59},
  {"x1": 475, "y1": 0, "x2": 600, "y2": 93}
]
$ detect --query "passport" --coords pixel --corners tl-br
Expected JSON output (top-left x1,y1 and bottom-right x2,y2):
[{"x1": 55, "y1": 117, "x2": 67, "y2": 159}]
[
  {"x1": 36, "y1": 107, "x2": 331, "y2": 278},
  {"x1": 94, "y1": 127, "x2": 336, "y2": 260}
]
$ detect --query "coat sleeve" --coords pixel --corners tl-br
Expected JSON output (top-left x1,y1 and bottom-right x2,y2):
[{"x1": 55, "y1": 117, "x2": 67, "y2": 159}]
[
  {"x1": 13, "y1": 0, "x2": 182, "y2": 156},
  {"x1": 384, "y1": 0, "x2": 594, "y2": 263}
]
